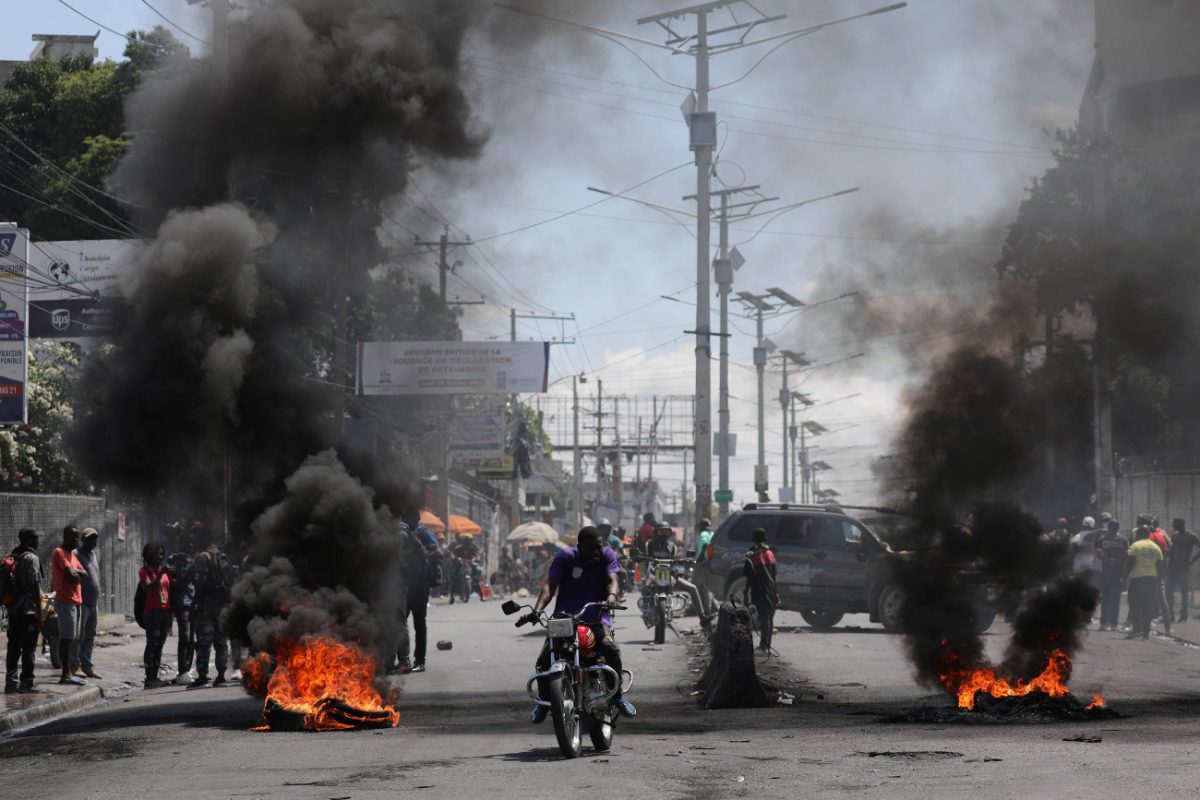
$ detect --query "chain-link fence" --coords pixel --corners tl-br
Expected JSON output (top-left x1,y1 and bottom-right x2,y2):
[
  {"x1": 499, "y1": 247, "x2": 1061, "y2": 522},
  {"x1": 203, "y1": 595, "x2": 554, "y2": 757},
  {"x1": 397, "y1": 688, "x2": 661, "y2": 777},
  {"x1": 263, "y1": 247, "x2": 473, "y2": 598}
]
[{"x1": 0, "y1": 493, "x2": 152, "y2": 622}]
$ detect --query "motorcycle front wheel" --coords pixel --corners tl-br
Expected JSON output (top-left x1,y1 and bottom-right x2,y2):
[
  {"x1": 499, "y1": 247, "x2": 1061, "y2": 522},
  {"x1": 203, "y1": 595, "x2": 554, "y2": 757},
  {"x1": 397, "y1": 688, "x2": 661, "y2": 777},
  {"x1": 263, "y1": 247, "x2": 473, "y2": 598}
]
[
  {"x1": 654, "y1": 601, "x2": 666, "y2": 645},
  {"x1": 589, "y1": 715, "x2": 614, "y2": 751},
  {"x1": 547, "y1": 673, "x2": 582, "y2": 759}
]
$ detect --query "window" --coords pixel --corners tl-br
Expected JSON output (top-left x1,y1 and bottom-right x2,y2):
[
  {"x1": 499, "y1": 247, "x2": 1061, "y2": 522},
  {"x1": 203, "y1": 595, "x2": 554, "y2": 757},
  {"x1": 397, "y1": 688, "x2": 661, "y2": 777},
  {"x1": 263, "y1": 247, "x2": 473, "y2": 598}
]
[
  {"x1": 727, "y1": 515, "x2": 771, "y2": 543},
  {"x1": 775, "y1": 515, "x2": 811, "y2": 547},
  {"x1": 843, "y1": 521, "x2": 863, "y2": 547}
]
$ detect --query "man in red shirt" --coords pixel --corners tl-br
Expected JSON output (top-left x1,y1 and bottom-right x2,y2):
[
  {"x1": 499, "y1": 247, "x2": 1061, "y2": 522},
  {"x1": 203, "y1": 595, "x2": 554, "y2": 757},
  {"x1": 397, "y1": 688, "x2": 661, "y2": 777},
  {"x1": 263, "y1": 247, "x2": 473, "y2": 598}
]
[
  {"x1": 51, "y1": 526, "x2": 88, "y2": 685},
  {"x1": 635, "y1": 513, "x2": 657, "y2": 553}
]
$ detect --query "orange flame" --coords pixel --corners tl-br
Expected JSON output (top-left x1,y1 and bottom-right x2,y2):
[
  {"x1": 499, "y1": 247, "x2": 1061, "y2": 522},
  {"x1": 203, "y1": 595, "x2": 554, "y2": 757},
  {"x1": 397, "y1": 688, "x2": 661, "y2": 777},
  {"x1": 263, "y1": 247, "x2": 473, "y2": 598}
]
[
  {"x1": 940, "y1": 648, "x2": 1075, "y2": 710},
  {"x1": 1085, "y1": 692, "x2": 1106, "y2": 710},
  {"x1": 243, "y1": 634, "x2": 399, "y2": 731}
]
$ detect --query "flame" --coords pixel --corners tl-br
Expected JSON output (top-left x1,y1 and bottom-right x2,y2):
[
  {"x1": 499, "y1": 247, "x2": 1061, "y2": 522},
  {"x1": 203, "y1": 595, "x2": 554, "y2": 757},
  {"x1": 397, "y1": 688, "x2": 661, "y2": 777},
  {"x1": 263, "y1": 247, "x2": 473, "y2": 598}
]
[
  {"x1": 940, "y1": 648, "x2": 1074, "y2": 710},
  {"x1": 1085, "y1": 692, "x2": 1106, "y2": 710},
  {"x1": 243, "y1": 634, "x2": 399, "y2": 731}
]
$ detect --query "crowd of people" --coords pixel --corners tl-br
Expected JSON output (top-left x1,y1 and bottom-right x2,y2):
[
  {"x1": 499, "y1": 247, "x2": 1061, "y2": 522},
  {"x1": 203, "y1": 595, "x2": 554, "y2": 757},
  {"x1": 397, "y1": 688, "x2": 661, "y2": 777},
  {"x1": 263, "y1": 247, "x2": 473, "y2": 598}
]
[{"x1": 1064, "y1": 513, "x2": 1199, "y2": 638}]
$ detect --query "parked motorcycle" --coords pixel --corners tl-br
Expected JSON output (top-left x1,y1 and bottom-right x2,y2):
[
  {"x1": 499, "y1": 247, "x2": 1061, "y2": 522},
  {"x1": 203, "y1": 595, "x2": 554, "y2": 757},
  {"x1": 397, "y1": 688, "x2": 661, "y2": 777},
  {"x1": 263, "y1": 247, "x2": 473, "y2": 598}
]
[
  {"x1": 502, "y1": 598, "x2": 632, "y2": 759},
  {"x1": 634, "y1": 556, "x2": 691, "y2": 645}
]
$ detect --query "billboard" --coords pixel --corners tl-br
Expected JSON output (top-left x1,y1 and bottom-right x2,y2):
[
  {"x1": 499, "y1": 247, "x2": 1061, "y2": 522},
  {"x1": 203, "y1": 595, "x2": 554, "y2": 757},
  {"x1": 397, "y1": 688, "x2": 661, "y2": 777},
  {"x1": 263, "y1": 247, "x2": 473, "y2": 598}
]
[
  {"x1": 28, "y1": 239, "x2": 138, "y2": 340},
  {"x1": 450, "y1": 413, "x2": 508, "y2": 463},
  {"x1": 356, "y1": 341, "x2": 550, "y2": 396},
  {"x1": 0, "y1": 224, "x2": 29, "y2": 424}
]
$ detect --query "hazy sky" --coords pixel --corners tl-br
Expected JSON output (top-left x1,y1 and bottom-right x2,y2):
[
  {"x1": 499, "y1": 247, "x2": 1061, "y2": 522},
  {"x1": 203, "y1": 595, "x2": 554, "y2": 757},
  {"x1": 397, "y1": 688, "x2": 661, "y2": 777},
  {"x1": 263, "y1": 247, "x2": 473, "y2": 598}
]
[{"x1": 5, "y1": 1, "x2": 1097, "y2": 508}]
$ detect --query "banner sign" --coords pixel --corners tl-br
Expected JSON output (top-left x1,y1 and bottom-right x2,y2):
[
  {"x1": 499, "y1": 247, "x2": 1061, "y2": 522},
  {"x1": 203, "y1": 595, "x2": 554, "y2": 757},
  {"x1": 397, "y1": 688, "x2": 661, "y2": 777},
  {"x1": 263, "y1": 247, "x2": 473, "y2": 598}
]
[
  {"x1": 28, "y1": 239, "x2": 139, "y2": 340},
  {"x1": 356, "y1": 341, "x2": 550, "y2": 396},
  {"x1": 0, "y1": 224, "x2": 29, "y2": 424},
  {"x1": 450, "y1": 413, "x2": 508, "y2": 462}
]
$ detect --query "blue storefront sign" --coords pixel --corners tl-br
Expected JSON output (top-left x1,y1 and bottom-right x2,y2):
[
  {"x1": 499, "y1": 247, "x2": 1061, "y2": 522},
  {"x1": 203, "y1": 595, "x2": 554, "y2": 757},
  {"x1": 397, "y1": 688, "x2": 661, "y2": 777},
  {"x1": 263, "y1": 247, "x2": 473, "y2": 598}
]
[{"x1": 0, "y1": 224, "x2": 29, "y2": 425}]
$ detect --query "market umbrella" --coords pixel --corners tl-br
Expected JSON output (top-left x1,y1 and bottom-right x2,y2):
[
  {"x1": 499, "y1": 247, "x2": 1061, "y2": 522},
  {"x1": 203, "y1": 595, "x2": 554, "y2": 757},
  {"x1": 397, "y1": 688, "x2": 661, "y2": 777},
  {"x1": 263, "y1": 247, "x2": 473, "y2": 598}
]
[
  {"x1": 448, "y1": 514, "x2": 482, "y2": 535},
  {"x1": 506, "y1": 521, "x2": 560, "y2": 545},
  {"x1": 419, "y1": 509, "x2": 445, "y2": 533}
]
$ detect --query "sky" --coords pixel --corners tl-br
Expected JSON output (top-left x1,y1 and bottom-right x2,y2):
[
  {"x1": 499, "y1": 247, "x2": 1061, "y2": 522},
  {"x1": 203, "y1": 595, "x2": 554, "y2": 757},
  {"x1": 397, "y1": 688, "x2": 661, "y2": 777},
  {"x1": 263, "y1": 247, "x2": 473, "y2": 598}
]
[{"x1": 4, "y1": 1, "x2": 1098, "y2": 511}]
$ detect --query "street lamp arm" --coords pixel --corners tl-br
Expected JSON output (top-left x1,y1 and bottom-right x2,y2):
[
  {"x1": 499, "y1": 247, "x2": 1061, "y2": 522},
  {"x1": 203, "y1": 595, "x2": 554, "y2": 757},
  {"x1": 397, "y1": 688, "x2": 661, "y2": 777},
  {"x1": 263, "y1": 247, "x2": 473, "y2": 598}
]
[
  {"x1": 711, "y1": 2, "x2": 907, "y2": 90},
  {"x1": 494, "y1": 3, "x2": 689, "y2": 53},
  {"x1": 494, "y1": 3, "x2": 697, "y2": 91}
]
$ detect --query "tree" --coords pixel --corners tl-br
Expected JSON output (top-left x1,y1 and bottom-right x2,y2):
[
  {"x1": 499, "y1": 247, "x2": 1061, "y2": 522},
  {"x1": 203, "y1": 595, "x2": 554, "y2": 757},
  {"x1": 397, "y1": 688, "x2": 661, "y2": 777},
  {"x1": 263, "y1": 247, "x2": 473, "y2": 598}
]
[
  {"x1": 0, "y1": 26, "x2": 187, "y2": 240},
  {"x1": 1000, "y1": 121, "x2": 1200, "y2": 459},
  {"x1": 0, "y1": 342, "x2": 89, "y2": 493}
]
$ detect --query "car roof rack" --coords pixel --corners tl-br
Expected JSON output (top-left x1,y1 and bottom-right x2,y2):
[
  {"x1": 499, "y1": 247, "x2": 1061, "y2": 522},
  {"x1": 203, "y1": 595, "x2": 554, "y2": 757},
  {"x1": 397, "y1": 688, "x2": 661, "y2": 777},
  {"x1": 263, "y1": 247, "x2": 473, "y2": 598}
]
[{"x1": 741, "y1": 502, "x2": 844, "y2": 513}]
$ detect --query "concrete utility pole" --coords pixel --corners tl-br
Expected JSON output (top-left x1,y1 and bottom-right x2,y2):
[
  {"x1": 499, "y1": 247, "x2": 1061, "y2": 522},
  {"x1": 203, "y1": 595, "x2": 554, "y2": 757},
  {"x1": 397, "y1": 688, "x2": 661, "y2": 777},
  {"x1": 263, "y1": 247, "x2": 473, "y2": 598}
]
[
  {"x1": 414, "y1": 227, "x2": 472, "y2": 304},
  {"x1": 572, "y1": 375, "x2": 585, "y2": 527},
  {"x1": 498, "y1": 0, "x2": 903, "y2": 522},
  {"x1": 775, "y1": 350, "x2": 809, "y2": 502}
]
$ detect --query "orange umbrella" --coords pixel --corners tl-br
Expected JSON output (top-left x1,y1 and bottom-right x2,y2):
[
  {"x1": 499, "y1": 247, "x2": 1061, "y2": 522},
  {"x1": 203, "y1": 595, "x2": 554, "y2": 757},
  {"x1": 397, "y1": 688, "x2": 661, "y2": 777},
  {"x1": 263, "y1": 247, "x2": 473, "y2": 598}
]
[
  {"x1": 448, "y1": 514, "x2": 482, "y2": 535},
  {"x1": 419, "y1": 509, "x2": 445, "y2": 533}
]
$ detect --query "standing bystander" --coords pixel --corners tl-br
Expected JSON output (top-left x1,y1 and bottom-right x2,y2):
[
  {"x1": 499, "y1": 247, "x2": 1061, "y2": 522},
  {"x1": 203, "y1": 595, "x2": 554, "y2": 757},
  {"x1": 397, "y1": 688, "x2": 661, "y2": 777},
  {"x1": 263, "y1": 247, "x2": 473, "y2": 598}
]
[
  {"x1": 51, "y1": 526, "x2": 88, "y2": 685},
  {"x1": 1166, "y1": 518, "x2": 1199, "y2": 623},
  {"x1": 189, "y1": 529, "x2": 232, "y2": 687},
  {"x1": 1095, "y1": 519, "x2": 1128, "y2": 631},
  {"x1": 1125, "y1": 526, "x2": 1165, "y2": 640},
  {"x1": 742, "y1": 528, "x2": 779, "y2": 653},
  {"x1": 138, "y1": 542, "x2": 172, "y2": 688},
  {"x1": 4, "y1": 528, "x2": 43, "y2": 693},
  {"x1": 71, "y1": 528, "x2": 102, "y2": 679}
]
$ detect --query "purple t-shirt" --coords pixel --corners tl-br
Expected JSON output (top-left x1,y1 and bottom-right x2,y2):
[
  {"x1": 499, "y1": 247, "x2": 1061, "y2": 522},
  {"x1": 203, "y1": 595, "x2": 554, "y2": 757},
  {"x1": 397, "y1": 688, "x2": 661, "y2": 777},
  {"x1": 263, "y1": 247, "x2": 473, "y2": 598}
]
[{"x1": 549, "y1": 546, "x2": 622, "y2": 625}]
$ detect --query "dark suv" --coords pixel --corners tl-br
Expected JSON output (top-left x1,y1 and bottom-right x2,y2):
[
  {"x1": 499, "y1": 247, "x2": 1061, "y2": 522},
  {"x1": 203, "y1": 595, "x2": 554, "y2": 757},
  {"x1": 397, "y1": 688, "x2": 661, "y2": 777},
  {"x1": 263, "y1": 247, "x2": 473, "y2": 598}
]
[{"x1": 693, "y1": 503, "x2": 994, "y2": 632}]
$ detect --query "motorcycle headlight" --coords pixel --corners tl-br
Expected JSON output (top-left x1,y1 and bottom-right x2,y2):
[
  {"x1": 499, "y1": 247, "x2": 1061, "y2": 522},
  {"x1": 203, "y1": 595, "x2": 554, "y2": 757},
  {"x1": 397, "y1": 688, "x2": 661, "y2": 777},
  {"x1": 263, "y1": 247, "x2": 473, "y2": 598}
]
[{"x1": 547, "y1": 618, "x2": 575, "y2": 639}]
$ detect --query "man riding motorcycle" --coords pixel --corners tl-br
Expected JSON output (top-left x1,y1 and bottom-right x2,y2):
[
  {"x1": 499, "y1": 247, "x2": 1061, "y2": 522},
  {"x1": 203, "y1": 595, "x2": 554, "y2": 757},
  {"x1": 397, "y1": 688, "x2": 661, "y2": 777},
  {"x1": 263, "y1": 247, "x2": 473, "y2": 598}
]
[
  {"x1": 524, "y1": 526, "x2": 636, "y2": 723},
  {"x1": 448, "y1": 533, "x2": 480, "y2": 604},
  {"x1": 644, "y1": 523, "x2": 711, "y2": 627}
]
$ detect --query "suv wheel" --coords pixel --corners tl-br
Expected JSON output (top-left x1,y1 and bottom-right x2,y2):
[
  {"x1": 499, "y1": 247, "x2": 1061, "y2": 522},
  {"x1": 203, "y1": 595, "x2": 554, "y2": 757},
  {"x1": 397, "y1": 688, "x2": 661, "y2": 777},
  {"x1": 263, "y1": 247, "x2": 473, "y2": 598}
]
[
  {"x1": 725, "y1": 576, "x2": 747, "y2": 605},
  {"x1": 877, "y1": 583, "x2": 904, "y2": 632},
  {"x1": 799, "y1": 609, "x2": 843, "y2": 630}
]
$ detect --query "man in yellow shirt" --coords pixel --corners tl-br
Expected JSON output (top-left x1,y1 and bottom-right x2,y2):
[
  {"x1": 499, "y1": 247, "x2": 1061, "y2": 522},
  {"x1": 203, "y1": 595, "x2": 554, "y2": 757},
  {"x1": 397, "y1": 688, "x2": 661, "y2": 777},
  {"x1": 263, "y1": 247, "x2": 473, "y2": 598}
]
[{"x1": 1125, "y1": 527, "x2": 1164, "y2": 640}]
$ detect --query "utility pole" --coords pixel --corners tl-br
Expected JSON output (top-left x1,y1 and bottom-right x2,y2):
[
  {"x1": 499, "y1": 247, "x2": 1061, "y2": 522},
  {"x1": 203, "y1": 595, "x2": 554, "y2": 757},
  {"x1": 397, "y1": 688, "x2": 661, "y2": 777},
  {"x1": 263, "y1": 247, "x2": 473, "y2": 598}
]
[
  {"x1": 572, "y1": 375, "x2": 584, "y2": 527},
  {"x1": 414, "y1": 227, "x2": 472, "y2": 304},
  {"x1": 775, "y1": 350, "x2": 809, "y2": 502},
  {"x1": 499, "y1": 0, "x2": 904, "y2": 520},
  {"x1": 187, "y1": 0, "x2": 229, "y2": 88}
]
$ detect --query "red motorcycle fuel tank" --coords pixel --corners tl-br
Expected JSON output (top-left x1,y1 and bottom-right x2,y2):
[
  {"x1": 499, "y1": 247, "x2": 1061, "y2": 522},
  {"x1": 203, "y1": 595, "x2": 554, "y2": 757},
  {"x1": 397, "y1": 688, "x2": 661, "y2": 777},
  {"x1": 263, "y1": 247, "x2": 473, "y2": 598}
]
[{"x1": 576, "y1": 624, "x2": 596, "y2": 658}]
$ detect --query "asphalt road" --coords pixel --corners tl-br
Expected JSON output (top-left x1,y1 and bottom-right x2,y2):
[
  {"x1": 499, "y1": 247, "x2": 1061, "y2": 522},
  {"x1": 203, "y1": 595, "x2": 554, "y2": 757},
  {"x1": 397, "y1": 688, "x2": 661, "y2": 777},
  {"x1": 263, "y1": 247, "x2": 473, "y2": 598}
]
[{"x1": 2, "y1": 597, "x2": 1199, "y2": 799}]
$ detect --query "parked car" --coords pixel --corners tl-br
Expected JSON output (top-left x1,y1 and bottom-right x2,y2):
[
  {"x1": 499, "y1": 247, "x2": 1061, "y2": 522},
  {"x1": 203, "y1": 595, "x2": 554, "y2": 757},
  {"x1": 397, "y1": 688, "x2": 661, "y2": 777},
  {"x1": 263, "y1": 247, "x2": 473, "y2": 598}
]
[{"x1": 693, "y1": 503, "x2": 995, "y2": 632}]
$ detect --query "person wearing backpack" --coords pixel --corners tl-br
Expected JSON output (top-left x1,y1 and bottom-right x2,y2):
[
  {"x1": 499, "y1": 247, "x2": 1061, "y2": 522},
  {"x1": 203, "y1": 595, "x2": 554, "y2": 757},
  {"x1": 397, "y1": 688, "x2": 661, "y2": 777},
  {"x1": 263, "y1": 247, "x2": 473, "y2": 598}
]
[
  {"x1": 742, "y1": 527, "x2": 779, "y2": 653},
  {"x1": 4, "y1": 528, "x2": 44, "y2": 693},
  {"x1": 188, "y1": 528, "x2": 231, "y2": 688}
]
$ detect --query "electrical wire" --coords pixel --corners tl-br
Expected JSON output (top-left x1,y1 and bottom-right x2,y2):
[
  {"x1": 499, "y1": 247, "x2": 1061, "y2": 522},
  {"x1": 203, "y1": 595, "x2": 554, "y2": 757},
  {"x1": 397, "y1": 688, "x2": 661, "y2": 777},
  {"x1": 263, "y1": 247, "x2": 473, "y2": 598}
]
[
  {"x1": 139, "y1": 0, "x2": 211, "y2": 46},
  {"x1": 53, "y1": 0, "x2": 168, "y2": 51}
]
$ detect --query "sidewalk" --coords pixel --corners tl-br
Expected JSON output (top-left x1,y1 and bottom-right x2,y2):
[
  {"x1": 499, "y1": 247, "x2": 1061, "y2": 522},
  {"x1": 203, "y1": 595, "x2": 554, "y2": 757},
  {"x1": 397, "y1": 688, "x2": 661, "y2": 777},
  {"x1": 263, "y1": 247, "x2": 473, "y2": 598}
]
[{"x1": 1, "y1": 615, "x2": 150, "y2": 733}]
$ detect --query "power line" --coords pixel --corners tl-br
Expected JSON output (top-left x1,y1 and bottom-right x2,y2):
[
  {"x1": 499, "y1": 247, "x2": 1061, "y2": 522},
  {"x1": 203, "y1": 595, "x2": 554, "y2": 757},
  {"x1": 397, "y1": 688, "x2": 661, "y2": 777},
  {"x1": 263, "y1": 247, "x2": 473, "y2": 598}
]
[
  {"x1": 139, "y1": 0, "x2": 211, "y2": 45},
  {"x1": 53, "y1": 0, "x2": 167, "y2": 51},
  {"x1": 466, "y1": 55, "x2": 1047, "y2": 153}
]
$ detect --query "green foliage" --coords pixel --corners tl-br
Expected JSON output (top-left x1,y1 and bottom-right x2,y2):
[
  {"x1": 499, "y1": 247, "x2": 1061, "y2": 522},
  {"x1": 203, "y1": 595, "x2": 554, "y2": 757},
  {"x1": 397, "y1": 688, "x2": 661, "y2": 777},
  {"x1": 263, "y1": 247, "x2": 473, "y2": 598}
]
[
  {"x1": 1001, "y1": 121, "x2": 1200, "y2": 460},
  {"x1": 0, "y1": 26, "x2": 185, "y2": 240},
  {"x1": 0, "y1": 342, "x2": 89, "y2": 493}
]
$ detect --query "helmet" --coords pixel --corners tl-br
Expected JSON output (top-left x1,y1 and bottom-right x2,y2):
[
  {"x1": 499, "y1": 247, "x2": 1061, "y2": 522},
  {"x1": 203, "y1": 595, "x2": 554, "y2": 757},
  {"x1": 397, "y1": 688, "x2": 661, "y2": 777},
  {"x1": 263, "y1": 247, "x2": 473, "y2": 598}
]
[
  {"x1": 598, "y1": 518, "x2": 612, "y2": 528},
  {"x1": 460, "y1": 533, "x2": 474, "y2": 540},
  {"x1": 655, "y1": 522, "x2": 672, "y2": 535}
]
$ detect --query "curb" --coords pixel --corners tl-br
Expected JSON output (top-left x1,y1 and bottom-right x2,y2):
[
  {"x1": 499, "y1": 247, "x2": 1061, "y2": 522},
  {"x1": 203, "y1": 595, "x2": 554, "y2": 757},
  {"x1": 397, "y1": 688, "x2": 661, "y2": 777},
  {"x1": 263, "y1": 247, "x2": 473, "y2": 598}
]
[{"x1": 0, "y1": 686, "x2": 104, "y2": 734}]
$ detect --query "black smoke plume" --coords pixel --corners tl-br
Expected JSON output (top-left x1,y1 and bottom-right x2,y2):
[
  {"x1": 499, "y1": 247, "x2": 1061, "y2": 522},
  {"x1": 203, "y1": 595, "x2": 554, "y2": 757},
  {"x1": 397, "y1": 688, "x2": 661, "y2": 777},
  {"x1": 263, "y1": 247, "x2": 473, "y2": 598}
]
[{"x1": 68, "y1": 0, "x2": 493, "y2": 672}]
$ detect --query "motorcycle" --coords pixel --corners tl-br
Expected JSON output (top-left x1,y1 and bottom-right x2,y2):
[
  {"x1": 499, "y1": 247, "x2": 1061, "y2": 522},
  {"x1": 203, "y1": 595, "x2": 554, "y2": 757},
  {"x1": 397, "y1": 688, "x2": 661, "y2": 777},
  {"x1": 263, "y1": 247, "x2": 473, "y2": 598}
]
[
  {"x1": 450, "y1": 558, "x2": 484, "y2": 602},
  {"x1": 501, "y1": 599, "x2": 632, "y2": 759},
  {"x1": 634, "y1": 556, "x2": 691, "y2": 645}
]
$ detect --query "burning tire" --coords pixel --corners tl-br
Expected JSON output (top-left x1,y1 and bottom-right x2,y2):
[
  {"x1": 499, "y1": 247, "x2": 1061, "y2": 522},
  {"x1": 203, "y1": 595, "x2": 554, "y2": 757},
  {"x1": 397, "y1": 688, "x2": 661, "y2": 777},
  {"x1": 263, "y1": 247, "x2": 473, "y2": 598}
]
[
  {"x1": 800, "y1": 609, "x2": 844, "y2": 630},
  {"x1": 877, "y1": 582, "x2": 905, "y2": 632}
]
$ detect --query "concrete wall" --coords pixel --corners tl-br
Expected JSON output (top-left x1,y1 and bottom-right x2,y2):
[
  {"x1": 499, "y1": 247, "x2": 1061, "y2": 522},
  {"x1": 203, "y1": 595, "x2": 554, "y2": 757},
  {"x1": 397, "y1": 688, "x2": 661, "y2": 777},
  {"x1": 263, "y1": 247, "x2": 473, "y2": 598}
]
[{"x1": 0, "y1": 493, "x2": 152, "y2": 619}]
